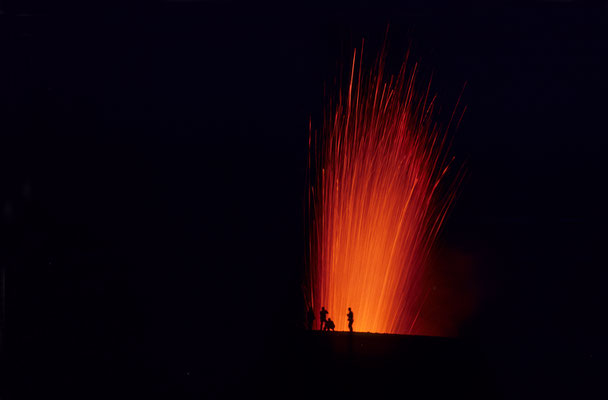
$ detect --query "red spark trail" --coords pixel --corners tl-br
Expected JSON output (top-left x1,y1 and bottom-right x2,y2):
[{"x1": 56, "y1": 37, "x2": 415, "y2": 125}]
[{"x1": 306, "y1": 42, "x2": 463, "y2": 334}]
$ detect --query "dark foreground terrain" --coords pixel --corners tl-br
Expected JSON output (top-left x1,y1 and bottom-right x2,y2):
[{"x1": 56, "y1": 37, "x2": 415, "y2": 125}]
[{"x1": 235, "y1": 331, "x2": 496, "y2": 399}]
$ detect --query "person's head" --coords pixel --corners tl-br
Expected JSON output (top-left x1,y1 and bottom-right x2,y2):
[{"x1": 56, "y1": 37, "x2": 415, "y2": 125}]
[
  {"x1": 348, "y1": 307, "x2": 351, "y2": 311},
  {"x1": 321, "y1": 306, "x2": 325, "y2": 311}
]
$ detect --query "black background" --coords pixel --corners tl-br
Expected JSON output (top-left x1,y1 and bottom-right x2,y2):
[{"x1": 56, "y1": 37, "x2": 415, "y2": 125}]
[{"x1": 1, "y1": 1, "x2": 606, "y2": 399}]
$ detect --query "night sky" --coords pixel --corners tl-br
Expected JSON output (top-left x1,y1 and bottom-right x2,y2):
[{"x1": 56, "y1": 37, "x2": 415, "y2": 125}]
[{"x1": 1, "y1": 1, "x2": 606, "y2": 399}]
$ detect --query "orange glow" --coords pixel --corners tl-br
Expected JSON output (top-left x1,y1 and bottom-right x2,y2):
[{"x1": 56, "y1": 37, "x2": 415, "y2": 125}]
[{"x1": 306, "y1": 43, "x2": 463, "y2": 334}]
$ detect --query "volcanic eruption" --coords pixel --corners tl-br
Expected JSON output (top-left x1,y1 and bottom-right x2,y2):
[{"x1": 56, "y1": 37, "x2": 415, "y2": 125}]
[{"x1": 306, "y1": 41, "x2": 463, "y2": 334}]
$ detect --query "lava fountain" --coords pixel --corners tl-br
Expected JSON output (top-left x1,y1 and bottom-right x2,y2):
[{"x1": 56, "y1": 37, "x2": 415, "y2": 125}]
[{"x1": 306, "y1": 42, "x2": 464, "y2": 334}]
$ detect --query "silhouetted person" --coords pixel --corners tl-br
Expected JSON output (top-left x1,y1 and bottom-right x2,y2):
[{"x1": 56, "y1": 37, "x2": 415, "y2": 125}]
[
  {"x1": 307, "y1": 307, "x2": 315, "y2": 330},
  {"x1": 325, "y1": 318, "x2": 335, "y2": 331},
  {"x1": 347, "y1": 307, "x2": 354, "y2": 332},
  {"x1": 320, "y1": 307, "x2": 328, "y2": 331}
]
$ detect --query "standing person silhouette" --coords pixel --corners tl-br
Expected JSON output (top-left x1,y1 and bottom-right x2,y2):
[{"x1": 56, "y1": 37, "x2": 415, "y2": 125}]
[
  {"x1": 319, "y1": 307, "x2": 328, "y2": 331},
  {"x1": 347, "y1": 307, "x2": 354, "y2": 332},
  {"x1": 307, "y1": 307, "x2": 315, "y2": 330}
]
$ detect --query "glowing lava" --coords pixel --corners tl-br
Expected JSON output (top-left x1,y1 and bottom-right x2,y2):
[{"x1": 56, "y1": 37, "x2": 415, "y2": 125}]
[{"x1": 306, "y1": 43, "x2": 463, "y2": 334}]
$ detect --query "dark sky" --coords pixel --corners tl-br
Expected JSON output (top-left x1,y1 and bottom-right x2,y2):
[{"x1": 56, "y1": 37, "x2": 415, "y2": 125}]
[{"x1": 1, "y1": 1, "x2": 607, "y2": 399}]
